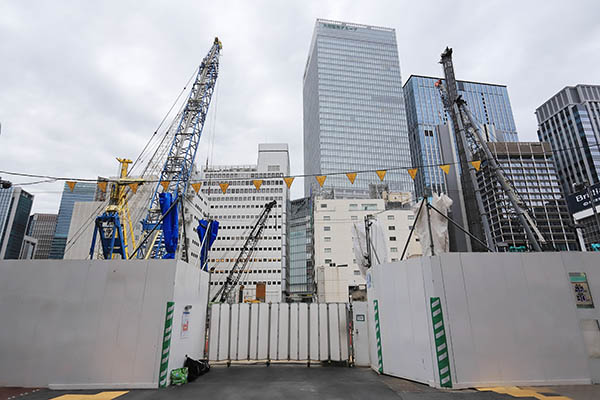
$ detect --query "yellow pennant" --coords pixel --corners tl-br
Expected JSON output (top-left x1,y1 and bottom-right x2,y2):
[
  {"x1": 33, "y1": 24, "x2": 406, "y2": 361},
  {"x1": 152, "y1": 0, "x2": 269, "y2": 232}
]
[
  {"x1": 439, "y1": 164, "x2": 451, "y2": 175},
  {"x1": 376, "y1": 170, "x2": 387, "y2": 181},
  {"x1": 316, "y1": 175, "x2": 327, "y2": 187},
  {"x1": 191, "y1": 182, "x2": 202, "y2": 193},
  {"x1": 471, "y1": 160, "x2": 482, "y2": 171},
  {"x1": 346, "y1": 172, "x2": 357, "y2": 184},
  {"x1": 407, "y1": 168, "x2": 418, "y2": 180},
  {"x1": 253, "y1": 179, "x2": 263, "y2": 190},
  {"x1": 128, "y1": 182, "x2": 139, "y2": 194},
  {"x1": 160, "y1": 181, "x2": 170, "y2": 192},
  {"x1": 66, "y1": 181, "x2": 76, "y2": 192},
  {"x1": 97, "y1": 181, "x2": 108, "y2": 193},
  {"x1": 284, "y1": 177, "x2": 294, "y2": 189},
  {"x1": 219, "y1": 182, "x2": 229, "y2": 194}
]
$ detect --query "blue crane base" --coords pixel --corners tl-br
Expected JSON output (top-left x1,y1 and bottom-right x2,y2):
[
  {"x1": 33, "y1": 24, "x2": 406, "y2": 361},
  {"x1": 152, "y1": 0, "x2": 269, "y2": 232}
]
[{"x1": 90, "y1": 212, "x2": 127, "y2": 259}]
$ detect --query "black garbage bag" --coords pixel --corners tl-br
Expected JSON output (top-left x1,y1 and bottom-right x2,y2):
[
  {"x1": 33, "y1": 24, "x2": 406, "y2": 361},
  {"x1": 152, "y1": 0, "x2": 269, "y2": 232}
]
[{"x1": 184, "y1": 356, "x2": 210, "y2": 382}]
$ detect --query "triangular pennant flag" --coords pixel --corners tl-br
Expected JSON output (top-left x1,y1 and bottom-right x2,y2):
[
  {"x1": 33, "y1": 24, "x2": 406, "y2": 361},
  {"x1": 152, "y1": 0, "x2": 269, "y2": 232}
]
[
  {"x1": 284, "y1": 177, "x2": 294, "y2": 189},
  {"x1": 128, "y1": 182, "x2": 139, "y2": 194},
  {"x1": 160, "y1": 181, "x2": 170, "y2": 192},
  {"x1": 471, "y1": 160, "x2": 482, "y2": 171},
  {"x1": 376, "y1": 170, "x2": 387, "y2": 181},
  {"x1": 66, "y1": 181, "x2": 76, "y2": 192},
  {"x1": 191, "y1": 182, "x2": 202, "y2": 193},
  {"x1": 97, "y1": 181, "x2": 108, "y2": 193},
  {"x1": 253, "y1": 180, "x2": 263, "y2": 190},
  {"x1": 219, "y1": 183, "x2": 229, "y2": 194},
  {"x1": 316, "y1": 175, "x2": 327, "y2": 187},
  {"x1": 407, "y1": 168, "x2": 418, "y2": 180},
  {"x1": 346, "y1": 172, "x2": 357, "y2": 184},
  {"x1": 440, "y1": 164, "x2": 451, "y2": 175}
]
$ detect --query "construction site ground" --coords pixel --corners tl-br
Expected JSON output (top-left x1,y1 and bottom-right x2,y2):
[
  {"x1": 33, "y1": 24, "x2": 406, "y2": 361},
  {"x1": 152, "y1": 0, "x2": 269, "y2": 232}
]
[{"x1": 2, "y1": 365, "x2": 599, "y2": 400}]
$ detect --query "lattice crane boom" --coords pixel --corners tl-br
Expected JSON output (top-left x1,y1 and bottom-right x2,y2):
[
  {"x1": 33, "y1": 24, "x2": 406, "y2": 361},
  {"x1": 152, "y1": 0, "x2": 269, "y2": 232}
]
[{"x1": 212, "y1": 200, "x2": 277, "y2": 303}]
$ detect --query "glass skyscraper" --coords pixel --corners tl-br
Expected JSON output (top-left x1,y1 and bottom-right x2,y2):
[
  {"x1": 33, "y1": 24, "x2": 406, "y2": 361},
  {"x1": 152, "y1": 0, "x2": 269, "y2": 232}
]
[
  {"x1": 403, "y1": 75, "x2": 518, "y2": 198},
  {"x1": 0, "y1": 187, "x2": 34, "y2": 259},
  {"x1": 303, "y1": 19, "x2": 412, "y2": 198},
  {"x1": 49, "y1": 182, "x2": 97, "y2": 259},
  {"x1": 287, "y1": 197, "x2": 314, "y2": 302}
]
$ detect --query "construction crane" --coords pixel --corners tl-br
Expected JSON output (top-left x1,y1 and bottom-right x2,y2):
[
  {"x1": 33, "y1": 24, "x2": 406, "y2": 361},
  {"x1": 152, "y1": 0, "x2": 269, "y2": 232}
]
[
  {"x1": 211, "y1": 200, "x2": 277, "y2": 303},
  {"x1": 136, "y1": 37, "x2": 222, "y2": 259},
  {"x1": 436, "y1": 47, "x2": 547, "y2": 251},
  {"x1": 90, "y1": 158, "x2": 142, "y2": 259}
]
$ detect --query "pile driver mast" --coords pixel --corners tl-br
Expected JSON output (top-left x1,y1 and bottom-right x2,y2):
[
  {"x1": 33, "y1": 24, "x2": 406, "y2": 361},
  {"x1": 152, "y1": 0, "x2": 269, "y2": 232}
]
[
  {"x1": 137, "y1": 37, "x2": 222, "y2": 259},
  {"x1": 211, "y1": 200, "x2": 277, "y2": 303},
  {"x1": 437, "y1": 47, "x2": 546, "y2": 251}
]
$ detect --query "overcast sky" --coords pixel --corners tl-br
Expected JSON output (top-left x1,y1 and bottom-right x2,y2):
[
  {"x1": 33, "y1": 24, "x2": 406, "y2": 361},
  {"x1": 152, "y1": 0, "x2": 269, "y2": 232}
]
[{"x1": 1, "y1": 0, "x2": 599, "y2": 213}]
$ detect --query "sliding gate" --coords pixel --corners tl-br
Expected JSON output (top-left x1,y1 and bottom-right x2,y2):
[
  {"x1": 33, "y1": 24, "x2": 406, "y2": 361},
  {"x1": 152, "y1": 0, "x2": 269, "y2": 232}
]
[{"x1": 208, "y1": 303, "x2": 350, "y2": 363}]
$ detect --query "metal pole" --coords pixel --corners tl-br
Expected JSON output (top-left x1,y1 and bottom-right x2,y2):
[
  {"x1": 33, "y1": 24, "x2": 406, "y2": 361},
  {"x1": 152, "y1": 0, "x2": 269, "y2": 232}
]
[{"x1": 426, "y1": 197, "x2": 435, "y2": 256}]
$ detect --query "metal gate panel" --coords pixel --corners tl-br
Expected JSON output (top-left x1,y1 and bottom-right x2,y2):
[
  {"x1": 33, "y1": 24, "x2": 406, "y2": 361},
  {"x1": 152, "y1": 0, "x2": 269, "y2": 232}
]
[
  {"x1": 338, "y1": 303, "x2": 349, "y2": 361},
  {"x1": 268, "y1": 303, "x2": 279, "y2": 360},
  {"x1": 208, "y1": 304, "x2": 221, "y2": 360},
  {"x1": 229, "y1": 304, "x2": 239, "y2": 360},
  {"x1": 237, "y1": 303, "x2": 250, "y2": 360},
  {"x1": 289, "y1": 304, "x2": 299, "y2": 360},
  {"x1": 329, "y1": 304, "x2": 341, "y2": 361},
  {"x1": 298, "y1": 303, "x2": 308, "y2": 360},
  {"x1": 309, "y1": 304, "x2": 319, "y2": 360},
  {"x1": 249, "y1": 303, "x2": 259, "y2": 359},
  {"x1": 218, "y1": 304, "x2": 230, "y2": 360},
  {"x1": 257, "y1": 303, "x2": 269, "y2": 359},
  {"x1": 318, "y1": 303, "x2": 329, "y2": 360},
  {"x1": 277, "y1": 303, "x2": 289, "y2": 360}
]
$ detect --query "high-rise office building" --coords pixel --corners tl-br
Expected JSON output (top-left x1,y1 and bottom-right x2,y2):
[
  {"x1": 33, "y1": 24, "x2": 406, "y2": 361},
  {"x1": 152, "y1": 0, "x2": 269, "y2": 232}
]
[
  {"x1": 0, "y1": 187, "x2": 34, "y2": 259},
  {"x1": 303, "y1": 19, "x2": 412, "y2": 198},
  {"x1": 201, "y1": 144, "x2": 290, "y2": 303},
  {"x1": 27, "y1": 213, "x2": 58, "y2": 259},
  {"x1": 536, "y1": 85, "x2": 600, "y2": 196},
  {"x1": 476, "y1": 142, "x2": 577, "y2": 251},
  {"x1": 49, "y1": 182, "x2": 97, "y2": 259},
  {"x1": 287, "y1": 197, "x2": 314, "y2": 302},
  {"x1": 403, "y1": 75, "x2": 519, "y2": 198}
]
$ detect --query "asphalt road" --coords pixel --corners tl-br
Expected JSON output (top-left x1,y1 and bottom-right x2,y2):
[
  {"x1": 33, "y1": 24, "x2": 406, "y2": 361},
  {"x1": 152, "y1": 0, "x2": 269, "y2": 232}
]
[{"x1": 2, "y1": 365, "x2": 598, "y2": 400}]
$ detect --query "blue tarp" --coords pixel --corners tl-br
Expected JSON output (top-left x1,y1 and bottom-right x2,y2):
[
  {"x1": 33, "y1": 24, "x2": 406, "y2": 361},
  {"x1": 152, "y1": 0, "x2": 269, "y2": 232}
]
[
  {"x1": 159, "y1": 192, "x2": 178, "y2": 259},
  {"x1": 197, "y1": 219, "x2": 219, "y2": 270}
]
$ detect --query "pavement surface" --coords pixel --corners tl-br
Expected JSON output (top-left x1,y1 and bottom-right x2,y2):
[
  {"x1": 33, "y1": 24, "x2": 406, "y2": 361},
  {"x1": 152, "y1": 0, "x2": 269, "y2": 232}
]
[{"x1": 2, "y1": 365, "x2": 599, "y2": 400}]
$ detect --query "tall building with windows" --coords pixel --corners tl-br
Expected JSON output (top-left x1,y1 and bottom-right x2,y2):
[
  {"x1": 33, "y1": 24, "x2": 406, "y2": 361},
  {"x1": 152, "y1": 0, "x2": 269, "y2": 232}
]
[
  {"x1": 0, "y1": 187, "x2": 34, "y2": 259},
  {"x1": 27, "y1": 213, "x2": 58, "y2": 259},
  {"x1": 403, "y1": 75, "x2": 519, "y2": 198},
  {"x1": 303, "y1": 19, "x2": 412, "y2": 198},
  {"x1": 49, "y1": 182, "x2": 98, "y2": 259},
  {"x1": 287, "y1": 197, "x2": 314, "y2": 302},
  {"x1": 536, "y1": 85, "x2": 600, "y2": 197},
  {"x1": 476, "y1": 142, "x2": 577, "y2": 251},
  {"x1": 201, "y1": 144, "x2": 290, "y2": 303}
]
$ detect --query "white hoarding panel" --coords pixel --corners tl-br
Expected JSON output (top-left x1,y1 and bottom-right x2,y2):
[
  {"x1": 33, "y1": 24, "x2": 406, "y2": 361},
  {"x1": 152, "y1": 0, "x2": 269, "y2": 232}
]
[
  {"x1": 249, "y1": 303, "x2": 259, "y2": 359},
  {"x1": 217, "y1": 304, "x2": 230, "y2": 361},
  {"x1": 278, "y1": 304, "x2": 289, "y2": 360},
  {"x1": 269, "y1": 303, "x2": 279, "y2": 360},
  {"x1": 257, "y1": 303, "x2": 269, "y2": 360},
  {"x1": 208, "y1": 304, "x2": 220, "y2": 361},
  {"x1": 338, "y1": 303, "x2": 349, "y2": 361},
  {"x1": 237, "y1": 303, "x2": 250, "y2": 360},
  {"x1": 298, "y1": 303, "x2": 309, "y2": 360},
  {"x1": 309, "y1": 304, "x2": 319, "y2": 360},
  {"x1": 289, "y1": 304, "x2": 299, "y2": 360},
  {"x1": 319, "y1": 303, "x2": 329, "y2": 360},
  {"x1": 229, "y1": 304, "x2": 239, "y2": 360}
]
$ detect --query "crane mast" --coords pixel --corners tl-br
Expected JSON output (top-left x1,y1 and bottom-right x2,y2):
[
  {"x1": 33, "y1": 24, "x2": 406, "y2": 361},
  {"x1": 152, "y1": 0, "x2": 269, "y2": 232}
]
[
  {"x1": 437, "y1": 47, "x2": 546, "y2": 251},
  {"x1": 212, "y1": 200, "x2": 277, "y2": 303},
  {"x1": 138, "y1": 37, "x2": 222, "y2": 259}
]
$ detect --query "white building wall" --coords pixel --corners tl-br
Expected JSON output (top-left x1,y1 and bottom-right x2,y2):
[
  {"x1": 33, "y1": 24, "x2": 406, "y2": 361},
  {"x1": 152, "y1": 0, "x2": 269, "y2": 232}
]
[
  {"x1": 313, "y1": 198, "x2": 420, "y2": 302},
  {"x1": 203, "y1": 144, "x2": 290, "y2": 303}
]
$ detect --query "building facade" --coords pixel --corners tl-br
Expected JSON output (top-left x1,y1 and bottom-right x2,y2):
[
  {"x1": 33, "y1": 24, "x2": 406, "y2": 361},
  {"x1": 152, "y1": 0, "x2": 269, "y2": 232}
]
[
  {"x1": 49, "y1": 182, "x2": 98, "y2": 259},
  {"x1": 536, "y1": 85, "x2": 600, "y2": 195},
  {"x1": 287, "y1": 197, "x2": 314, "y2": 302},
  {"x1": 403, "y1": 75, "x2": 519, "y2": 198},
  {"x1": 476, "y1": 142, "x2": 578, "y2": 251},
  {"x1": 313, "y1": 196, "x2": 420, "y2": 302},
  {"x1": 0, "y1": 187, "x2": 34, "y2": 259},
  {"x1": 202, "y1": 144, "x2": 290, "y2": 303},
  {"x1": 27, "y1": 213, "x2": 58, "y2": 259},
  {"x1": 303, "y1": 19, "x2": 413, "y2": 198}
]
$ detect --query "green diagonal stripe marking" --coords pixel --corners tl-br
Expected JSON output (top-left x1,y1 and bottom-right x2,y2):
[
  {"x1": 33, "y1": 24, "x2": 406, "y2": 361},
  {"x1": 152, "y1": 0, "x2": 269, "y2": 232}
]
[
  {"x1": 373, "y1": 299, "x2": 383, "y2": 373},
  {"x1": 159, "y1": 301, "x2": 175, "y2": 388},
  {"x1": 430, "y1": 297, "x2": 452, "y2": 388}
]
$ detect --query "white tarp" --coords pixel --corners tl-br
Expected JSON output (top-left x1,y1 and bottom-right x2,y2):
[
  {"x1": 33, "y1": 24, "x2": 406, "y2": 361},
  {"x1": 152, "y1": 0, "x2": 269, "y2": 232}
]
[
  {"x1": 412, "y1": 193, "x2": 452, "y2": 256},
  {"x1": 352, "y1": 220, "x2": 389, "y2": 278}
]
